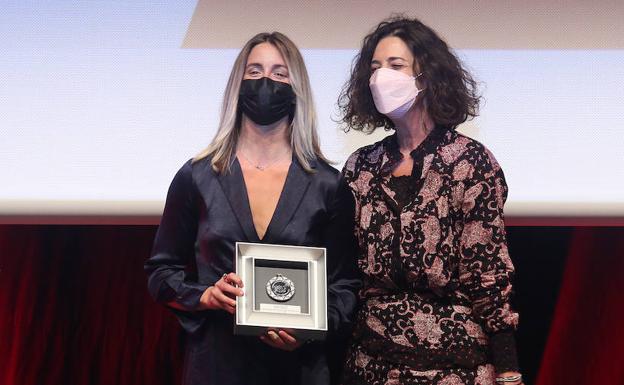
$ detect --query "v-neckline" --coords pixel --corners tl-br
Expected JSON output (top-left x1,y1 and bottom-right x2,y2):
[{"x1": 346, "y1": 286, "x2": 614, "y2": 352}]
[
  {"x1": 216, "y1": 157, "x2": 312, "y2": 245},
  {"x1": 237, "y1": 158, "x2": 293, "y2": 242}
]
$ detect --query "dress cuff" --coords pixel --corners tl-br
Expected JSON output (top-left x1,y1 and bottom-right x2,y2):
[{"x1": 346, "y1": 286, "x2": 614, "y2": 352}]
[
  {"x1": 489, "y1": 329, "x2": 520, "y2": 373},
  {"x1": 174, "y1": 282, "x2": 209, "y2": 310}
]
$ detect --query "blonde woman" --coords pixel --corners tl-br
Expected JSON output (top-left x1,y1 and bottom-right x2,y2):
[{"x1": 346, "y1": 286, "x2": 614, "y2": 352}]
[{"x1": 145, "y1": 32, "x2": 360, "y2": 385}]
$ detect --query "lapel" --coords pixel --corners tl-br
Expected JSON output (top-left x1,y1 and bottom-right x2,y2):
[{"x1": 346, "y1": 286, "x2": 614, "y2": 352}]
[
  {"x1": 262, "y1": 158, "x2": 312, "y2": 244},
  {"x1": 216, "y1": 158, "x2": 260, "y2": 242},
  {"x1": 377, "y1": 135, "x2": 402, "y2": 213},
  {"x1": 418, "y1": 128, "x2": 449, "y2": 179},
  {"x1": 375, "y1": 127, "x2": 449, "y2": 214}
]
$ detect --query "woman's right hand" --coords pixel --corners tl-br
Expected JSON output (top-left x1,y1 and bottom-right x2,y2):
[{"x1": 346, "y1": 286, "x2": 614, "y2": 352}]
[{"x1": 198, "y1": 272, "x2": 244, "y2": 314}]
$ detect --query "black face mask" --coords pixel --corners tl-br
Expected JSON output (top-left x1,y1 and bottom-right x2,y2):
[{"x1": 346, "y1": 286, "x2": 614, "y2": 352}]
[{"x1": 238, "y1": 77, "x2": 296, "y2": 125}]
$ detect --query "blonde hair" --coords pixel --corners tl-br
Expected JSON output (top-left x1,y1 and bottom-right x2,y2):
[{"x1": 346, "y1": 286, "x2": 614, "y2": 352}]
[{"x1": 194, "y1": 32, "x2": 328, "y2": 173}]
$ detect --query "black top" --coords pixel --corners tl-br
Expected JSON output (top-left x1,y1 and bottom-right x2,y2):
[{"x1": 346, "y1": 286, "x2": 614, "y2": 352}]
[{"x1": 145, "y1": 156, "x2": 361, "y2": 385}]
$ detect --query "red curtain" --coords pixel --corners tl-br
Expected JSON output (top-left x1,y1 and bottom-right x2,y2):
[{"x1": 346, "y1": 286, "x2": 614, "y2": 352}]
[
  {"x1": 536, "y1": 227, "x2": 624, "y2": 385},
  {"x1": 0, "y1": 225, "x2": 183, "y2": 385},
  {"x1": 1, "y1": 225, "x2": 623, "y2": 385}
]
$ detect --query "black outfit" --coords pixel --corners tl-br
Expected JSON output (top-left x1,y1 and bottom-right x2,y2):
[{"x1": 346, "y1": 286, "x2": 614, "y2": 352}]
[{"x1": 145, "y1": 156, "x2": 360, "y2": 385}]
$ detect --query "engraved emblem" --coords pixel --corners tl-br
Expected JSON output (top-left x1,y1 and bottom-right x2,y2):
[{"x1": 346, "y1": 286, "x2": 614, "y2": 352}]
[{"x1": 266, "y1": 274, "x2": 295, "y2": 302}]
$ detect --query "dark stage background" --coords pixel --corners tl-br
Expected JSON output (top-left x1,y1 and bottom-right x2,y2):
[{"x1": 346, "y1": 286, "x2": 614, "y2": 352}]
[{"x1": 1, "y1": 225, "x2": 623, "y2": 385}]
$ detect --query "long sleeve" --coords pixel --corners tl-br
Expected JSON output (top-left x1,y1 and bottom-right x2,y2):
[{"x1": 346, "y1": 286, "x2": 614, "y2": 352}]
[
  {"x1": 324, "y1": 177, "x2": 362, "y2": 334},
  {"x1": 144, "y1": 160, "x2": 209, "y2": 333},
  {"x1": 458, "y1": 149, "x2": 520, "y2": 371},
  {"x1": 321, "y1": 176, "x2": 362, "y2": 385}
]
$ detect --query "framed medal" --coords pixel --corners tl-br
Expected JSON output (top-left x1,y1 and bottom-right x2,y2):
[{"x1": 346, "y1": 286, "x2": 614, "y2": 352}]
[
  {"x1": 266, "y1": 274, "x2": 296, "y2": 302},
  {"x1": 234, "y1": 242, "x2": 328, "y2": 340}
]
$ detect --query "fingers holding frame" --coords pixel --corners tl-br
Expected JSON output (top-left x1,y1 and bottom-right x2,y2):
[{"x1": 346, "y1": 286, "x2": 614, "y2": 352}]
[{"x1": 259, "y1": 329, "x2": 302, "y2": 351}]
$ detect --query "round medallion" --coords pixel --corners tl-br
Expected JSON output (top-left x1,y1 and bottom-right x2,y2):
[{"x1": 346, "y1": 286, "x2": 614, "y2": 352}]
[{"x1": 266, "y1": 274, "x2": 295, "y2": 302}]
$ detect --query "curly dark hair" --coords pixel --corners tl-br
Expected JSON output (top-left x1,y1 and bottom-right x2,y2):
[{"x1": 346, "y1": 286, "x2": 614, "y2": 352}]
[{"x1": 338, "y1": 16, "x2": 480, "y2": 133}]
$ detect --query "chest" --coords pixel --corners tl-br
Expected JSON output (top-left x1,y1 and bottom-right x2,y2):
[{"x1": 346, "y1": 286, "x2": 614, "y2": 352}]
[
  {"x1": 354, "y1": 163, "x2": 466, "y2": 290},
  {"x1": 241, "y1": 165, "x2": 290, "y2": 240},
  {"x1": 194, "y1": 165, "x2": 329, "y2": 258},
  {"x1": 359, "y1": 171, "x2": 461, "y2": 244}
]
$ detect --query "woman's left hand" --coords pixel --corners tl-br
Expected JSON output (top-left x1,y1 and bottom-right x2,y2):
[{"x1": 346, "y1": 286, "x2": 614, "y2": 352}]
[{"x1": 260, "y1": 329, "x2": 303, "y2": 351}]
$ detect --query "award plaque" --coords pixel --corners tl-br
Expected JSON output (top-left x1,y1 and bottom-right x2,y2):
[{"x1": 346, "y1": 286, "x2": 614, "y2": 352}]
[{"x1": 234, "y1": 242, "x2": 328, "y2": 340}]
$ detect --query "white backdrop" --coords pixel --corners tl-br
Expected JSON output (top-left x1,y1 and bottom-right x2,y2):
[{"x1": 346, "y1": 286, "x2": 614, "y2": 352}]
[{"x1": 1, "y1": 2, "x2": 623, "y2": 222}]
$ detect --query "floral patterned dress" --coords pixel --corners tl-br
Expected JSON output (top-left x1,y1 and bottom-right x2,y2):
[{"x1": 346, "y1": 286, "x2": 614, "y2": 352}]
[{"x1": 341, "y1": 127, "x2": 519, "y2": 385}]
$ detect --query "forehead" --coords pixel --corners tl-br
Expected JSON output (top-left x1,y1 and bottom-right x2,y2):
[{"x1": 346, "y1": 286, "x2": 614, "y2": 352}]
[
  {"x1": 372, "y1": 36, "x2": 413, "y2": 61},
  {"x1": 246, "y1": 42, "x2": 286, "y2": 66}
]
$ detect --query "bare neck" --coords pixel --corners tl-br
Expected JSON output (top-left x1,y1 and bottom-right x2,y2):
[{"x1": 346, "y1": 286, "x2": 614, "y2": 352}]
[
  {"x1": 237, "y1": 115, "x2": 291, "y2": 161},
  {"x1": 392, "y1": 105, "x2": 435, "y2": 154}
]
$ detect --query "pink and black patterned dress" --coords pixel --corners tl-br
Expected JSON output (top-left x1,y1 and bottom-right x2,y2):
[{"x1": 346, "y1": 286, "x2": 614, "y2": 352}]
[{"x1": 341, "y1": 127, "x2": 519, "y2": 385}]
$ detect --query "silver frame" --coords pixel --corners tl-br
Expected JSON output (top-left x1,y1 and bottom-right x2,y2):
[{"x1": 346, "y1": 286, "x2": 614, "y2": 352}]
[{"x1": 235, "y1": 242, "x2": 328, "y2": 340}]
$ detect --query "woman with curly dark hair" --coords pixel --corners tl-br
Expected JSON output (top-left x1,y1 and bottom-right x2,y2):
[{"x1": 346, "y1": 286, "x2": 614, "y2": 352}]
[{"x1": 339, "y1": 16, "x2": 523, "y2": 385}]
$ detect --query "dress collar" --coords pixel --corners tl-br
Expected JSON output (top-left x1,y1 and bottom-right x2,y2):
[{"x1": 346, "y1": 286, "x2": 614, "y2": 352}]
[{"x1": 380, "y1": 125, "x2": 448, "y2": 175}]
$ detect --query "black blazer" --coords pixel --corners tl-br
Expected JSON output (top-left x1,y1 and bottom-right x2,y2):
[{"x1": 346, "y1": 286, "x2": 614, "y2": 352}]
[{"x1": 145, "y1": 156, "x2": 360, "y2": 385}]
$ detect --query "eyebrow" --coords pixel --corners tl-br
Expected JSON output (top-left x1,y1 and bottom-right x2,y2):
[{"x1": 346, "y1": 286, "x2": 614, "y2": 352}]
[
  {"x1": 371, "y1": 56, "x2": 407, "y2": 64},
  {"x1": 246, "y1": 63, "x2": 288, "y2": 71}
]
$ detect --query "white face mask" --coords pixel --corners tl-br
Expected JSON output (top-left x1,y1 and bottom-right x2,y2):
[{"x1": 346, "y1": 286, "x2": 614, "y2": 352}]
[{"x1": 369, "y1": 67, "x2": 423, "y2": 119}]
